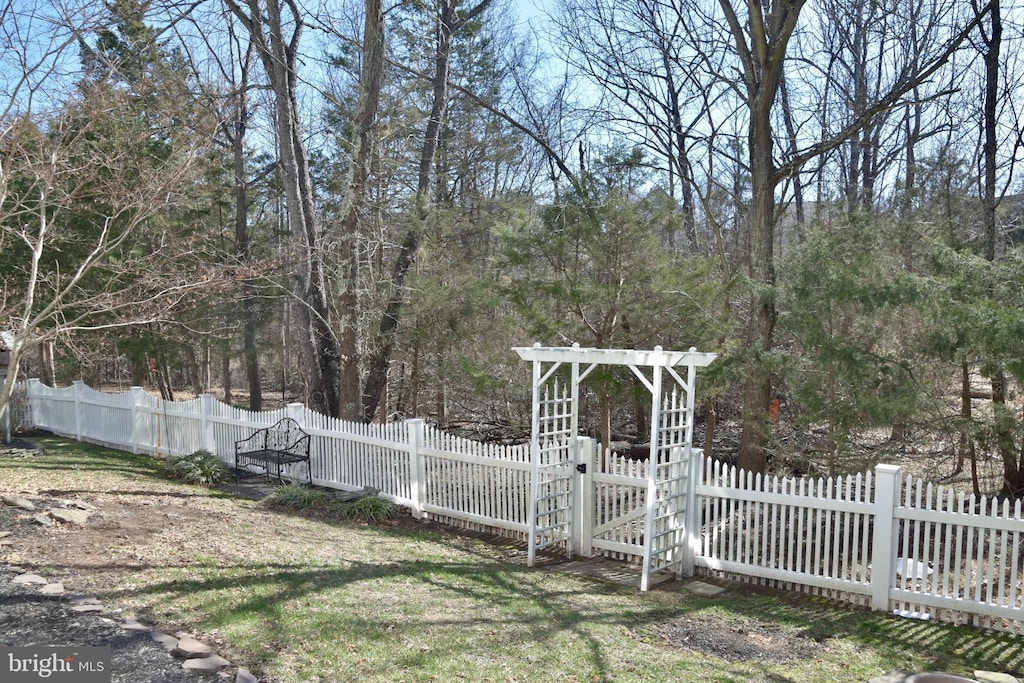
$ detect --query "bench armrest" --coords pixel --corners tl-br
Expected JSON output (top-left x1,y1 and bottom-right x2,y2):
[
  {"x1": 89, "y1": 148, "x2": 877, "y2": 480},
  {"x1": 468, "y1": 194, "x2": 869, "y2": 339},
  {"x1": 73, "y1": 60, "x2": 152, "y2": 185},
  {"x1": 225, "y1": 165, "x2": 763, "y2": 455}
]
[{"x1": 235, "y1": 429, "x2": 267, "y2": 453}]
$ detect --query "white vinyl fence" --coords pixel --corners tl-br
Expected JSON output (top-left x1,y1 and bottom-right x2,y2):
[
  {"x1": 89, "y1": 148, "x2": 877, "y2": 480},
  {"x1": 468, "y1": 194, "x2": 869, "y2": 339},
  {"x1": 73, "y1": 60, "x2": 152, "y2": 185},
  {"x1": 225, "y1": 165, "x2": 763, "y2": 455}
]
[
  {"x1": 694, "y1": 457, "x2": 1024, "y2": 634},
  {"x1": 12, "y1": 379, "x2": 1024, "y2": 634}
]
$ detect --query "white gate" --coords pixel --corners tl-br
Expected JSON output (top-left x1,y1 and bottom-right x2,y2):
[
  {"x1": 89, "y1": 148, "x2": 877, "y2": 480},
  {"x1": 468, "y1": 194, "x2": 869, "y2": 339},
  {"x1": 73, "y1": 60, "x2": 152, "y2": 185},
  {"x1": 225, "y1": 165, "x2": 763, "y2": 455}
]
[
  {"x1": 589, "y1": 448, "x2": 648, "y2": 560},
  {"x1": 515, "y1": 344, "x2": 716, "y2": 590}
]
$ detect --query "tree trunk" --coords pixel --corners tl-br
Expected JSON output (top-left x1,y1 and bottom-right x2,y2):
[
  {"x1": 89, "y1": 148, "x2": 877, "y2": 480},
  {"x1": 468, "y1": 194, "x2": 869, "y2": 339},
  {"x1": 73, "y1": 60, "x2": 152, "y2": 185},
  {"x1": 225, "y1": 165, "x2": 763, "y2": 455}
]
[
  {"x1": 227, "y1": 0, "x2": 341, "y2": 417},
  {"x1": 230, "y1": 52, "x2": 263, "y2": 412},
  {"x1": 334, "y1": 0, "x2": 386, "y2": 422},
  {"x1": 184, "y1": 344, "x2": 204, "y2": 395},
  {"x1": 737, "y1": 95, "x2": 780, "y2": 474},
  {"x1": 718, "y1": 0, "x2": 804, "y2": 474},
  {"x1": 38, "y1": 342, "x2": 55, "y2": 387},
  {"x1": 221, "y1": 351, "x2": 232, "y2": 405},
  {"x1": 362, "y1": 0, "x2": 493, "y2": 422}
]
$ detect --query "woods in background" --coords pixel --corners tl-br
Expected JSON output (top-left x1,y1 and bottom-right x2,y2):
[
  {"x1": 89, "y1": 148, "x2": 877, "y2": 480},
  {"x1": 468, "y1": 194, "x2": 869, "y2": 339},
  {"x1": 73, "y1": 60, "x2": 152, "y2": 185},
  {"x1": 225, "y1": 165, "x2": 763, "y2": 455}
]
[{"x1": 2, "y1": 0, "x2": 1022, "y2": 493}]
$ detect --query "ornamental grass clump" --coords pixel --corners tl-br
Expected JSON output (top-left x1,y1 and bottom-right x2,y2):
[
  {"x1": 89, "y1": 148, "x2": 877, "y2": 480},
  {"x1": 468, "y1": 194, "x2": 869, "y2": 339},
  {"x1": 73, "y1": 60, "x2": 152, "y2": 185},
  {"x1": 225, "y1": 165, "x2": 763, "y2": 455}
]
[
  {"x1": 165, "y1": 450, "x2": 228, "y2": 486},
  {"x1": 265, "y1": 484, "x2": 399, "y2": 522},
  {"x1": 338, "y1": 495, "x2": 399, "y2": 522},
  {"x1": 264, "y1": 484, "x2": 337, "y2": 512}
]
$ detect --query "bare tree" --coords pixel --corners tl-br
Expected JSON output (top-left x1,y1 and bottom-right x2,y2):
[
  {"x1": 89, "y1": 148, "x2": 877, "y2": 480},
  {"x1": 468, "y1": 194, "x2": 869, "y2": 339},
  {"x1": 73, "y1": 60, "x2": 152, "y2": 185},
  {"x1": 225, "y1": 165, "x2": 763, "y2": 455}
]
[
  {"x1": 553, "y1": 0, "x2": 711, "y2": 251},
  {"x1": 712, "y1": 0, "x2": 991, "y2": 472},
  {"x1": 223, "y1": 0, "x2": 343, "y2": 416},
  {"x1": 0, "y1": 2, "x2": 216, "y2": 437},
  {"x1": 333, "y1": 0, "x2": 386, "y2": 421},
  {"x1": 361, "y1": 0, "x2": 494, "y2": 422}
]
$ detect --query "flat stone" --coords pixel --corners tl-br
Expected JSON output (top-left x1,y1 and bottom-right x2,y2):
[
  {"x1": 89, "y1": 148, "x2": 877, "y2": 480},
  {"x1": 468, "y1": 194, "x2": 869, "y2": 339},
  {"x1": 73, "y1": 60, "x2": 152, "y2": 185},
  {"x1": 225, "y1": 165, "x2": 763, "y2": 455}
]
[
  {"x1": 39, "y1": 582, "x2": 64, "y2": 595},
  {"x1": 236, "y1": 667, "x2": 258, "y2": 683},
  {"x1": 120, "y1": 619, "x2": 150, "y2": 631},
  {"x1": 70, "y1": 603, "x2": 105, "y2": 613},
  {"x1": 0, "y1": 539, "x2": 13, "y2": 545},
  {"x1": 70, "y1": 596, "x2": 101, "y2": 605},
  {"x1": 975, "y1": 673, "x2": 1020, "y2": 683},
  {"x1": 0, "y1": 530, "x2": 13, "y2": 539},
  {"x1": 683, "y1": 580, "x2": 727, "y2": 596},
  {"x1": 2, "y1": 495, "x2": 36, "y2": 511},
  {"x1": 12, "y1": 573, "x2": 48, "y2": 585},
  {"x1": 49, "y1": 508, "x2": 89, "y2": 525},
  {"x1": 868, "y1": 675, "x2": 912, "y2": 683},
  {"x1": 31, "y1": 514, "x2": 53, "y2": 526},
  {"x1": 64, "y1": 500, "x2": 96, "y2": 511},
  {"x1": 152, "y1": 632, "x2": 179, "y2": 651},
  {"x1": 175, "y1": 636, "x2": 213, "y2": 659},
  {"x1": 182, "y1": 654, "x2": 230, "y2": 672}
]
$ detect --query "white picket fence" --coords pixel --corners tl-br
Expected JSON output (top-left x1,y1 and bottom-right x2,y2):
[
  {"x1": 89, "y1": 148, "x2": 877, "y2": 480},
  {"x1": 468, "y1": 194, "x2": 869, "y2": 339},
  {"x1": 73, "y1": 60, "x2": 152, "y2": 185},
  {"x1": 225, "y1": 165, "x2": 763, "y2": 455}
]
[
  {"x1": 12, "y1": 379, "x2": 1024, "y2": 634},
  {"x1": 694, "y1": 457, "x2": 1024, "y2": 634},
  {"x1": 15, "y1": 379, "x2": 533, "y2": 534}
]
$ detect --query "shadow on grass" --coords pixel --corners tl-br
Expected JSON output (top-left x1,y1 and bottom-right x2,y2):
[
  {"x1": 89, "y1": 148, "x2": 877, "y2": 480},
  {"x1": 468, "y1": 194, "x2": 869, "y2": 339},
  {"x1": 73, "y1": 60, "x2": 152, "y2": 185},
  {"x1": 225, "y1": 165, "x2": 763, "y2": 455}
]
[
  {"x1": 8, "y1": 437, "x2": 1024, "y2": 680},
  {"x1": 2, "y1": 437, "x2": 237, "y2": 499},
  {"x1": 674, "y1": 589, "x2": 1024, "y2": 677}
]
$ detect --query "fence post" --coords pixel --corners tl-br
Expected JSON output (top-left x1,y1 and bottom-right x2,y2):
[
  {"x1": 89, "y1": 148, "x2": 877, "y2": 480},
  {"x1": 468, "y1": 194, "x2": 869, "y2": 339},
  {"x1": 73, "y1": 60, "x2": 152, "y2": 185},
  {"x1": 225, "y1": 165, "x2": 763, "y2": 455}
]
[
  {"x1": 26, "y1": 379, "x2": 41, "y2": 431},
  {"x1": 871, "y1": 464, "x2": 902, "y2": 612},
  {"x1": 286, "y1": 403, "x2": 304, "y2": 425},
  {"x1": 572, "y1": 437, "x2": 595, "y2": 557},
  {"x1": 407, "y1": 419, "x2": 426, "y2": 520},
  {"x1": 200, "y1": 394, "x2": 216, "y2": 456},
  {"x1": 72, "y1": 380, "x2": 84, "y2": 442},
  {"x1": 129, "y1": 387, "x2": 147, "y2": 455},
  {"x1": 679, "y1": 447, "x2": 703, "y2": 578}
]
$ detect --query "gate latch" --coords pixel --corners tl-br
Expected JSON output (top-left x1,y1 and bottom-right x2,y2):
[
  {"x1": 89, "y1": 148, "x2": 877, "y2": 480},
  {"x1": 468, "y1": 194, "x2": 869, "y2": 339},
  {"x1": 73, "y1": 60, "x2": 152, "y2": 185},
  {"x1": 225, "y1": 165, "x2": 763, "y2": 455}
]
[{"x1": 576, "y1": 463, "x2": 587, "y2": 474}]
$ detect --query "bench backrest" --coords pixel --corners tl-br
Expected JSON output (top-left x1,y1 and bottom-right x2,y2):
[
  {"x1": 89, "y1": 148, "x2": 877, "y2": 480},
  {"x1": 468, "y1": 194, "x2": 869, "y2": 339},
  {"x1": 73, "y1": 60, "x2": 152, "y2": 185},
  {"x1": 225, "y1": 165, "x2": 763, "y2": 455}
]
[{"x1": 264, "y1": 417, "x2": 310, "y2": 455}]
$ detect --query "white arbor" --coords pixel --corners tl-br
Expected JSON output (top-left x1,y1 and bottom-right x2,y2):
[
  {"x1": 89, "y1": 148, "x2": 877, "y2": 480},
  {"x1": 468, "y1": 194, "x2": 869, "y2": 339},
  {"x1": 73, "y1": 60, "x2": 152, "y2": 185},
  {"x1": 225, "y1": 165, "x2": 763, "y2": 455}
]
[{"x1": 514, "y1": 343, "x2": 717, "y2": 590}]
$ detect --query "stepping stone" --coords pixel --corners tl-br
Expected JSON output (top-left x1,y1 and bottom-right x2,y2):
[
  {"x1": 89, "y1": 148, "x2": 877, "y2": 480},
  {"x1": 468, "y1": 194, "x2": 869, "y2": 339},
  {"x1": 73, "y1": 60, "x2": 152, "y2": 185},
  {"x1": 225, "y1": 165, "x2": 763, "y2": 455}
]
[
  {"x1": 31, "y1": 514, "x2": 53, "y2": 526},
  {"x1": 867, "y1": 674, "x2": 912, "y2": 683},
  {"x1": 70, "y1": 603, "x2": 104, "y2": 612},
  {"x1": 2, "y1": 495, "x2": 36, "y2": 511},
  {"x1": 236, "y1": 668, "x2": 258, "y2": 683},
  {"x1": 175, "y1": 636, "x2": 213, "y2": 659},
  {"x1": 120, "y1": 619, "x2": 150, "y2": 631},
  {"x1": 64, "y1": 500, "x2": 96, "y2": 511},
  {"x1": 682, "y1": 580, "x2": 726, "y2": 596},
  {"x1": 12, "y1": 573, "x2": 48, "y2": 585},
  {"x1": 152, "y1": 632, "x2": 179, "y2": 651},
  {"x1": 975, "y1": 673, "x2": 1020, "y2": 683},
  {"x1": 182, "y1": 654, "x2": 230, "y2": 672},
  {"x1": 70, "y1": 596, "x2": 102, "y2": 605},
  {"x1": 49, "y1": 508, "x2": 89, "y2": 526},
  {"x1": 40, "y1": 583, "x2": 64, "y2": 595}
]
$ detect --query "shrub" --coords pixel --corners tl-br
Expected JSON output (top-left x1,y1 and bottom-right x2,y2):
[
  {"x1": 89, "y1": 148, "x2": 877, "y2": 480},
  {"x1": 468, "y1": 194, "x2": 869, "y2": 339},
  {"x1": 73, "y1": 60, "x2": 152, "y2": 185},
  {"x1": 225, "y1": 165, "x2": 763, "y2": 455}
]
[
  {"x1": 165, "y1": 450, "x2": 228, "y2": 486},
  {"x1": 264, "y1": 485, "x2": 399, "y2": 522},
  {"x1": 264, "y1": 484, "x2": 336, "y2": 512},
  {"x1": 338, "y1": 495, "x2": 399, "y2": 522}
]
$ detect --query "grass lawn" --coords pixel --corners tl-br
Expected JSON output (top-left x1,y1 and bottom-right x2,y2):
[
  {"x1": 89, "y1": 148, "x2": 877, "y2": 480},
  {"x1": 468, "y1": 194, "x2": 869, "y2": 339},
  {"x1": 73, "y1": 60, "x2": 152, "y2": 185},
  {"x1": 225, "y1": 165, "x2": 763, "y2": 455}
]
[{"x1": 1, "y1": 437, "x2": 1022, "y2": 682}]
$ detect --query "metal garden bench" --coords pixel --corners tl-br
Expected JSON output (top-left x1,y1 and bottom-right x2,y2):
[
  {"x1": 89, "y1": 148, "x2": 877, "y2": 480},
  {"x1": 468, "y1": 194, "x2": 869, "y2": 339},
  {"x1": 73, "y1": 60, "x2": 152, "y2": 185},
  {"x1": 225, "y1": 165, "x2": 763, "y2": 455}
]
[{"x1": 233, "y1": 417, "x2": 311, "y2": 484}]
